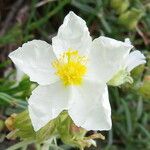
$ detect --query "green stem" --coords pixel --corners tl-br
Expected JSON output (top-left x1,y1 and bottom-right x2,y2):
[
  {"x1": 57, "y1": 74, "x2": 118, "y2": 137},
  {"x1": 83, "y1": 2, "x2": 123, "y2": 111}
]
[{"x1": 6, "y1": 140, "x2": 35, "y2": 150}]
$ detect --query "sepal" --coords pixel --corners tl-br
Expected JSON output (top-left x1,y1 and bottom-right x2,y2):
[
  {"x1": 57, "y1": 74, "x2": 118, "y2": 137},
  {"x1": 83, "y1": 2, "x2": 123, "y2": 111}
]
[{"x1": 108, "y1": 69, "x2": 133, "y2": 86}]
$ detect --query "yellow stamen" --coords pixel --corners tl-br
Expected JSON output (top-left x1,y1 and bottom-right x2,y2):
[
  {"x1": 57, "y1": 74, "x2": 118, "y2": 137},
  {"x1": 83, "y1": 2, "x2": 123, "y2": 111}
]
[{"x1": 52, "y1": 49, "x2": 87, "y2": 86}]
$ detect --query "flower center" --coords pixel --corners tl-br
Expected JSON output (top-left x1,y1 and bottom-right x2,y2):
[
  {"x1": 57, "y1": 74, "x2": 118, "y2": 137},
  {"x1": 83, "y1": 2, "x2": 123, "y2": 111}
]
[{"x1": 52, "y1": 49, "x2": 87, "y2": 86}]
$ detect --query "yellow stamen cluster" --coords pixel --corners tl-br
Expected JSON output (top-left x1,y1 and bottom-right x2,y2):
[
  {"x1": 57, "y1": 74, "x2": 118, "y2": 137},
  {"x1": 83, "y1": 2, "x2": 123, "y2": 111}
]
[{"x1": 52, "y1": 49, "x2": 87, "y2": 86}]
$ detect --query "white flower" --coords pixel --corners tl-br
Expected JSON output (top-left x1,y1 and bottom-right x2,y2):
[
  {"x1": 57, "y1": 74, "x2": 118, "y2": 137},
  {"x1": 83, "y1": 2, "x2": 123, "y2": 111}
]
[
  {"x1": 108, "y1": 38, "x2": 146, "y2": 86},
  {"x1": 9, "y1": 11, "x2": 133, "y2": 131}
]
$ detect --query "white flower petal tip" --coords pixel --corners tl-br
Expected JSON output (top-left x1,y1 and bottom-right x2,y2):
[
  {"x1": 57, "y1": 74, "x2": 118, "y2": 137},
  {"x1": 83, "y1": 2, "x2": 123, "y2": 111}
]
[
  {"x1": 124, "y1": 38, "x2": 146, "y2": 71},
  {"x1": 52, "y1": 11, "x2": 92, "y2": 57},
  {"x1": 9, "y1": 40, "x2": 46, "y2": 58},
  {"x1": 66, "y1": 11, "x2": 79, "y2": 20},
  {"x1": 9, "y1": 40, "x2": 58, "y2": 85},
  {"x1": 126, "y1": 50, "x2": 146, "y2": 72},
  {"x1": 125, "y1": 38, "x2": 132, "y2": 45},
  {"x1": 100, "y1": 36, "x2": 134, "y2": 50},
  {"x1": 64, "y1": 11, "x2": 87, "y2": 29}
]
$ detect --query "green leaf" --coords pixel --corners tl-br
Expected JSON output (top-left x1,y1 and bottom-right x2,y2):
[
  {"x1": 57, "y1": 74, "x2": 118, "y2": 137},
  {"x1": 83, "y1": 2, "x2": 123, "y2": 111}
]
[
  {"x1": 36, "y1": 118, "x2": 58, "y2": 142},
  {"x1": 120, "y1": 99, "x2": 132, "y2": 135},
  {"x1": 136, "y1": 99, "x2": 143, "y2": 120},
  {"x1": 0, "y1": 92, "x2": 27, "y2": 109},
  {"x1": 14, "y1": 110, "x2": 36, "y2": 140}
]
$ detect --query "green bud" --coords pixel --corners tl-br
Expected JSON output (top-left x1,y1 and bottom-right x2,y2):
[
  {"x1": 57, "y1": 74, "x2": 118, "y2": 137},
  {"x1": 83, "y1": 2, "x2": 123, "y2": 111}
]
[
  {"x1": 139, "y1": 76, "x2": 150, "y2": 99},
  {"x1": 131, "y1": 64, "x2": 145, "y2": 80},
  {"x1": 111, "y1": 0, "x2": 129, "y2": 14},
  {"x1": 118, "y1": 8, "x2": 144, "y2": 29},
  {"x1": 108, "y1": 69, "x2": 133, "y2": 86}
]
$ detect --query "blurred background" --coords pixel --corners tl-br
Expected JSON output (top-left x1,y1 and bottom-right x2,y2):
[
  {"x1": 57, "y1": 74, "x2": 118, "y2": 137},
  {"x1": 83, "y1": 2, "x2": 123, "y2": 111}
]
[{"x1": 0, "y1": 0, "x2": 150, "y2": 149}]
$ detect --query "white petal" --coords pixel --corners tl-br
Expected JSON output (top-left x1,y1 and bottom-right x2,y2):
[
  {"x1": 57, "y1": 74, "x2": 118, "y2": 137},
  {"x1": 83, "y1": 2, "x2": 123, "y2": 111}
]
[
  {"x1": 52, "y1": 11, "x2": 92, "y2": 57},
  {"x1": 28, "y1": 81, "x2": 70, "y2": 131},
  {"x1": 126, "y1": 50, "x2": 146, "y2": 72},
  {"x1": 9, "y1": 40, "x2": 58, "y2": 85},
  {"x1": 87, "y1": 36, "x2": 133, "y2": 82},
  {"x1": 68, "y1": 80, "x2": 111, "y2": 131},
  {"x1": 15, "y1": 65, "x2": 25, "y2": 81}
]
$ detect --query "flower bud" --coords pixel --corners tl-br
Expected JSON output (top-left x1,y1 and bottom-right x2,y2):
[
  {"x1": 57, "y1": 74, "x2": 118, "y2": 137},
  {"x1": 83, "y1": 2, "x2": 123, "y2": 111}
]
[
  {"x1": 111, "y1": 0, "x2": 129, "y2": 14},
  {"x1": 118, "y1": 8, "x2": 144, "y2": 29},
  {"x1": 139, "y1": 76, "x2": 150, "y2": 99},
  {"x1": 5, "y1": 114, "x2": 17, "y2": 131}
]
